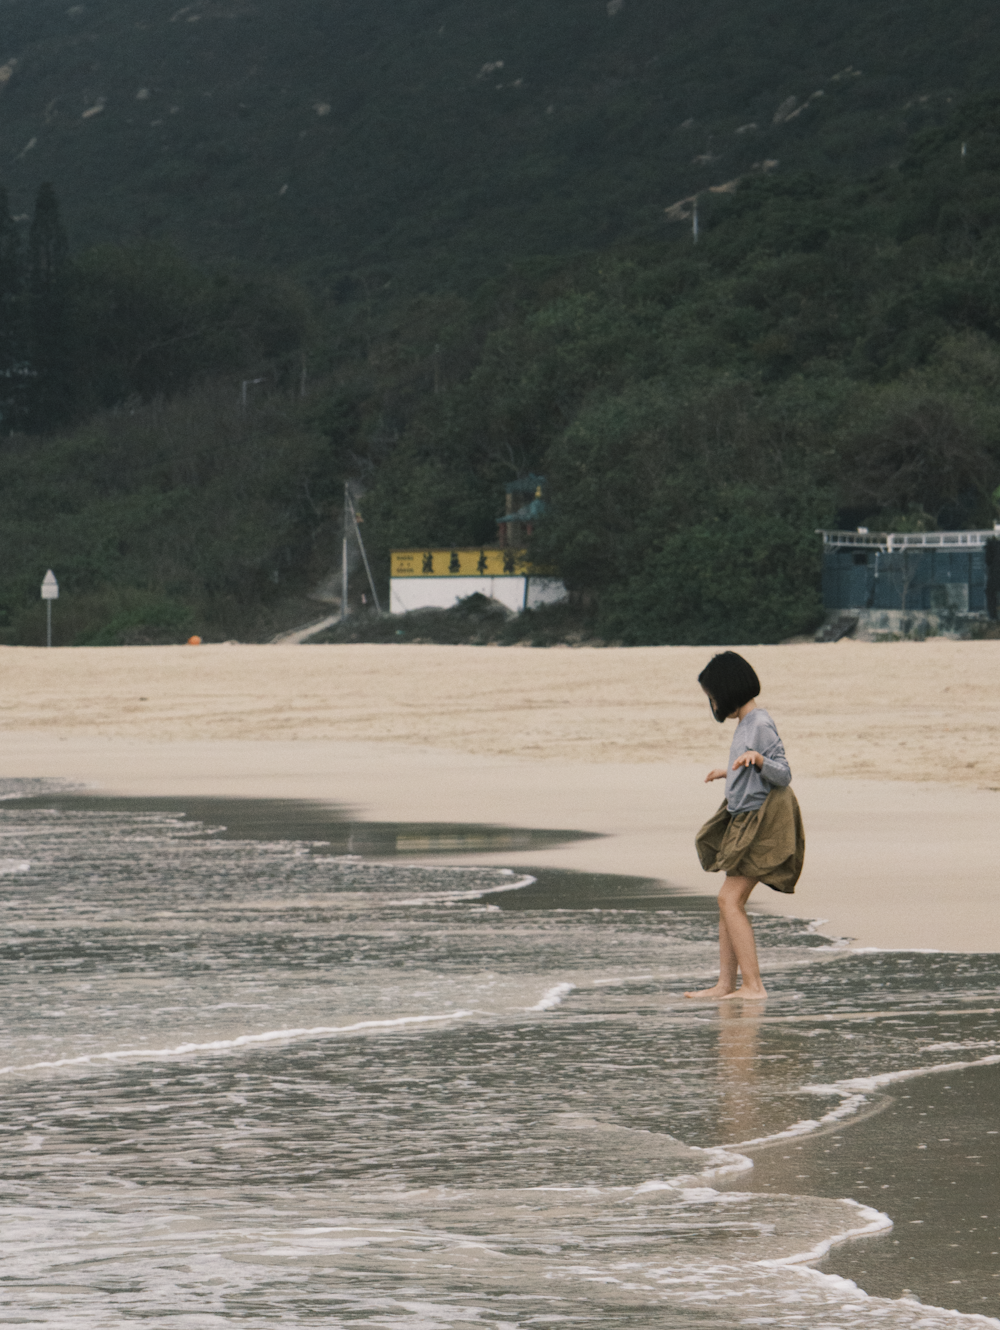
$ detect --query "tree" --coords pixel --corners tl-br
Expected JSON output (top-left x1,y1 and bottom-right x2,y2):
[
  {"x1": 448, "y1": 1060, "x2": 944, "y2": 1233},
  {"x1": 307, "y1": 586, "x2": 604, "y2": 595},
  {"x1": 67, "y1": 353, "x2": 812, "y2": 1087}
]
[
  {"x1": 0, "y1": 186, "x2": 26, "y2": 430},
  {"x1": 27, "y1": 183, "x2": 75, "y2": 431}
]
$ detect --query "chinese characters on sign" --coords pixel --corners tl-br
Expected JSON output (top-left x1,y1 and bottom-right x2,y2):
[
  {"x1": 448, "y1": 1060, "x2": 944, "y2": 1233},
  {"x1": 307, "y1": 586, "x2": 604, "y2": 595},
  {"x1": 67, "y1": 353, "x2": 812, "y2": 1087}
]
[{"x1": 392, "y1": 549, "x2": 541, "y2": 578}]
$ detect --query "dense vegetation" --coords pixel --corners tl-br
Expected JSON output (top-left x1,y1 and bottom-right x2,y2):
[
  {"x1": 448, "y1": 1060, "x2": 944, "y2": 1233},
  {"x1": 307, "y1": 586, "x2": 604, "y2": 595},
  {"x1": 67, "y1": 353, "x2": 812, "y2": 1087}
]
[
  {"x1": 354, "y1": 98, "x2": 1000, "y2": 642},
  {"x1": 0, "y1": 182, "x2": 324, "y2": 644},
  {"x1": 0, "y1": 183, "x2": 309, "y2": 432},
  {"x1": 5, "y1": 1, "x2": 1000, "y2": 643}
]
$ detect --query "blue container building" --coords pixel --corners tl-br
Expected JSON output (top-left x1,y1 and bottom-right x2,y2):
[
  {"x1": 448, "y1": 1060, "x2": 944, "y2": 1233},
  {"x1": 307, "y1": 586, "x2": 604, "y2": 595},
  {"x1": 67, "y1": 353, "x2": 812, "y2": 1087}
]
[{"x1": 820, "y1": 528, "x2": 1000, "y2": 618}]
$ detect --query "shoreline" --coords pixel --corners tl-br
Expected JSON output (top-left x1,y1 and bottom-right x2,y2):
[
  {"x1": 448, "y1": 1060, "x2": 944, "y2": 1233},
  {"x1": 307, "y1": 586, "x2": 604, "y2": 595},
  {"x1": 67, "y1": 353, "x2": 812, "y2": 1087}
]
[
  {"x1": 0, "y1": 640, "x2": 998, "y2": 951},
  {"x1": 0, "y1": 732, "x2": 996, "y2": 952}
]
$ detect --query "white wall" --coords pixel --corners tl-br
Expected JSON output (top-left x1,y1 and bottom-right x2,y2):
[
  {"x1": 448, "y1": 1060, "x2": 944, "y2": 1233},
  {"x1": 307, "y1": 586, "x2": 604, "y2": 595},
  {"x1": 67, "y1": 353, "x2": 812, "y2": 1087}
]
[
  {"x1": 391, "y1": 577, "x2": 526, "y2": 614},
  {"x1": 389, "y1": 576, "x2": 568, "y2": 615}
]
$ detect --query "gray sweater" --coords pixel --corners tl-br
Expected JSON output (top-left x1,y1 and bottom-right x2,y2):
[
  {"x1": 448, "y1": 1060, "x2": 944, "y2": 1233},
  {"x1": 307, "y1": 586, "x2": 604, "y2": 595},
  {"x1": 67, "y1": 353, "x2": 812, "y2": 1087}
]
[{"x1": 725, "y1": 707, "x2": 791, "y2": 814}]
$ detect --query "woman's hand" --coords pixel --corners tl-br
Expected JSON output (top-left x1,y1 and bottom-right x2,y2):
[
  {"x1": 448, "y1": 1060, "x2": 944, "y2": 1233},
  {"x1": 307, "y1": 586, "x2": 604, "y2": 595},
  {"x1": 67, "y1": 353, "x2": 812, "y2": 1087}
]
[
  {"x1": 732, "y1": 750, "x2": 762, "y2": 771},
  {"x1": 705, "y1": 768, "x2": 728, "y2": 783}
]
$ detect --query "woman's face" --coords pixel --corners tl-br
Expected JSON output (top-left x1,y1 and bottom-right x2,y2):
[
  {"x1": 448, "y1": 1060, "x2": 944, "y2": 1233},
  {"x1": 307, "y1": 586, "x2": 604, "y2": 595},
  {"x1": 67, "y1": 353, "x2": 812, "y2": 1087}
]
[
  {"x1": 702, "y1": 686, "x2": 733, "y2": 722},
  {"x1": 702, "y1": 686, "x2": 722, "y2": 720}
]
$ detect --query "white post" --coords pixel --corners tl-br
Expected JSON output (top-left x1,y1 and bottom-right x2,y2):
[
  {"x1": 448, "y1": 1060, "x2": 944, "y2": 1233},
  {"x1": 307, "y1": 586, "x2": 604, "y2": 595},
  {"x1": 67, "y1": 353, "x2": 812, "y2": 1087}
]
[{"x1": 41, "y1": 569, "x2": 58, "y2": 648}]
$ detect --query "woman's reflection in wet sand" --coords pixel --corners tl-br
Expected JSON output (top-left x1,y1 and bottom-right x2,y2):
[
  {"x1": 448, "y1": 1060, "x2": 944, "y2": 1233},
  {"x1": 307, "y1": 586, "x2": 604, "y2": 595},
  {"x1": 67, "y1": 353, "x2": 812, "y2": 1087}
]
[{"x1": 716, "y1": 1001, "x2": 765, "y2": 1143}]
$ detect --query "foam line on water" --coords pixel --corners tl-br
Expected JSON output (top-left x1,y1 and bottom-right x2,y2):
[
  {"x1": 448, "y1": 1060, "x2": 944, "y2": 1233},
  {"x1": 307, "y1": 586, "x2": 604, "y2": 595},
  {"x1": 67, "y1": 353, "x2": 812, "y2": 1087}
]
[
  {"x1": 643, "y1": 1183, "x2": 1000, "y2": 1325},
  {"x1": 761, "y1": 1201, "x2": 1000, "y2": 1327},
  {"x1": 388, "y1": 872, "x2": 536, "y2": 905},
  {"x1": 635, "y1": 1148, "x2": 756, "y2": 1190},
  {"x1": 781, "y1": 1234, "x2": 1000, "y2": 1330},
  {"x1": 804, "y1": 1051, "x2": 1000, "y2": 1096},
  {"x1": 728, "y1": 1051, "x2": 1000, "y2": 1151},
  {"x1": 527, "y1": 982, "x2": 575, "y2": 1011},
  {"x1": 0, "y1": 1010, "x2": 474, "y2": 1077},
  {"x1": 761, "y1": 1197, "x2": 893, "y2": 1269}
]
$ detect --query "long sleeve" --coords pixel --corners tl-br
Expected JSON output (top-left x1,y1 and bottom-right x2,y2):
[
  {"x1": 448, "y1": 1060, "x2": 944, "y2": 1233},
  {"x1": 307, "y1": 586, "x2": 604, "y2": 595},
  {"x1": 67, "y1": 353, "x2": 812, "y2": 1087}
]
[
  {"x1": 725, "y1": 708, "x2": 791, "y2": 813},
  {"x1": 748, "y1": 711, "x2": 790, "y2": 788},
  {"x1": 759, "y1": 730, "x2": 791, "y2": 789}
]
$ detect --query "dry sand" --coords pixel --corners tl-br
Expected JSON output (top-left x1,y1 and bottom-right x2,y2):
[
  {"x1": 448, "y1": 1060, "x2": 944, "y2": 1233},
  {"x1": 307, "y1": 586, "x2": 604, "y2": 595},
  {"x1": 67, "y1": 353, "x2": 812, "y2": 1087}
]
[{"x1": 0, "y1": 638, "x2": 997, "y2": 951}]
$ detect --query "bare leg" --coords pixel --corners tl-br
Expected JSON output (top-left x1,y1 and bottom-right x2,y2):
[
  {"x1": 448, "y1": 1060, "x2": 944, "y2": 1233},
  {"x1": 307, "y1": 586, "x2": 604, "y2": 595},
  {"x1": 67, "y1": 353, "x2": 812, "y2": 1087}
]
[
  {"x1": 684, "y1": 875, "x2": 768, "y2": 999},
  {"x1": 717, "y1": 909, "x2": 739, "y2": 991}
]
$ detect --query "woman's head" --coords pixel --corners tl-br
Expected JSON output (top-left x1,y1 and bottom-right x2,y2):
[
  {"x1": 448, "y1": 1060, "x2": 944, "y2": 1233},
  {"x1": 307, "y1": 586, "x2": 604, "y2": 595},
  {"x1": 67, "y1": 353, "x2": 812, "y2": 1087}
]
[{"x1": 698, "y1": 651, "x2": 760, "y2": 723}]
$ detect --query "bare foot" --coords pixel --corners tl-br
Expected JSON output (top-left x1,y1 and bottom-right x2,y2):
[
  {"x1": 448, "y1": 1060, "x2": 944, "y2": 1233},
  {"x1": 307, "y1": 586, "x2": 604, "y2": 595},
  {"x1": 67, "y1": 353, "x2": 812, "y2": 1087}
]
[
  {"x1": 683, "y1": 984, "x2": 737, "y2": 999},
  {"x1": 736, "y1": 986, "x2": 768, "y2": 1000}
]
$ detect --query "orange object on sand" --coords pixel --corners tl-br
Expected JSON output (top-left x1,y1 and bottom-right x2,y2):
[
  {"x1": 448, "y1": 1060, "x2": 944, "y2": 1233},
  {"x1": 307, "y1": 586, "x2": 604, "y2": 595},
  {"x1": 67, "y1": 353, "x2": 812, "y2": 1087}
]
[{"x1": 187, "y1": 635, "x2": 202, "y2": 646}]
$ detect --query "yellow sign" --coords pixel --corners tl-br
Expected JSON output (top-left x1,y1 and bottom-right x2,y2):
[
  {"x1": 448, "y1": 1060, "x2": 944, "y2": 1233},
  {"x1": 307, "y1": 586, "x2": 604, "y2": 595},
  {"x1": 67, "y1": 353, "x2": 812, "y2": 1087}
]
[{"x1": 391, "y1": 548, "x2": 531, "y2": 578}]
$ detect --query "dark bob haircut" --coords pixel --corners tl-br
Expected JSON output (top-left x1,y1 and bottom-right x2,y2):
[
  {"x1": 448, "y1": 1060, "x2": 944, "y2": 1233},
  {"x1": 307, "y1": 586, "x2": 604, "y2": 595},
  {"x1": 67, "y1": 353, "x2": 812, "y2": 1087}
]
[{"x1": 698, "y1": 651, "x2": 760, "y2": 723}]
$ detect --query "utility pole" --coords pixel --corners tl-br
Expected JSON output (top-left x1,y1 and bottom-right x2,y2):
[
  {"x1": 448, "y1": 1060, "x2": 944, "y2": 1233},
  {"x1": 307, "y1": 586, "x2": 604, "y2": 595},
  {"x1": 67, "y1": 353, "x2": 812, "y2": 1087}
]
[
  {"x1": 241, "y1": 377, "x2": 265, "y2": 409},
  {"x1": 346, "y1": 487, "x2": 383, "y2": 615},
  {"x1": 341, "y1": 483, "x2": 350, "y2": 620},
  {"x1": 339, "y1": 482, "x2": 383, "y2": 620}
]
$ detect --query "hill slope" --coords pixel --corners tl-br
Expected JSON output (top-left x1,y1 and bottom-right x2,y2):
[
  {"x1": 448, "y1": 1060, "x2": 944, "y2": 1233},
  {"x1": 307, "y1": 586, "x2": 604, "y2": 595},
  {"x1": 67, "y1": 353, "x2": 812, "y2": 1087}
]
[
  {"x1": 1, "y1": 0, "x2": 1000, "y2": 288},
  {"x1": 5, "y1": 99, "x2": 1000, "y2": 645}
]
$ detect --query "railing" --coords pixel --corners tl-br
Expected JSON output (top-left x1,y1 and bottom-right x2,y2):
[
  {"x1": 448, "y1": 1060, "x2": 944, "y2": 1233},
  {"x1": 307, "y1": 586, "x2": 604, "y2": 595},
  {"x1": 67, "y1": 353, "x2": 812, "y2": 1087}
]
[
  {"x1": 817, "y1": 529, "x2": 888, "y2": 551},
  {"x1": 818, "y1": 528, "x2": 1000, "y2": 553},
  {"x1": 885, "y1": 529, "x2": 999, "y2": 551}
]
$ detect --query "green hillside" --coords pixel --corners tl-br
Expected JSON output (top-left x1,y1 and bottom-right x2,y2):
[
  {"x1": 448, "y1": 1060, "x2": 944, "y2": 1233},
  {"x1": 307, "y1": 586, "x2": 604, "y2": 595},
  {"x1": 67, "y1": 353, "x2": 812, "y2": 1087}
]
[
  {"x1": 4, "y1": 4, "x2": 1000, "y2": 645},
  {"x1": 5, "y1": 98, "x2": 1000, "y2": 645},
  {"x1": 1, "y1": 0, "x2": 1000, "y2": 289},
  {"x1": 351, "y1": 96, "x2": 1000, "y2": 643}
]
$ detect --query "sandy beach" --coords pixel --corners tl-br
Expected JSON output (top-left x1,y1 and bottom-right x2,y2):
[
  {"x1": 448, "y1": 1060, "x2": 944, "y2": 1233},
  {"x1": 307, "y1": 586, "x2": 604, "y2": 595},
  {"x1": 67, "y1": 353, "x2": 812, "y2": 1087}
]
[{"x1": 0, "y1": 637, "x2": 997, "y2": 952}]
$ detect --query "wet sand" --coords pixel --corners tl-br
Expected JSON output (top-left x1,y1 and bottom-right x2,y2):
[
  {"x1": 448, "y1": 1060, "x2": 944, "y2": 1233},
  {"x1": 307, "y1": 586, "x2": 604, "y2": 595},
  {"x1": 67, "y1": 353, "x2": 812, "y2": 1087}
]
[
  {"x1": 0, "y1": 639, "x2": 998, "y2": 951},
  {"x1": 740, "y1": 1062, "x2": 1000, "y2": 1316}
]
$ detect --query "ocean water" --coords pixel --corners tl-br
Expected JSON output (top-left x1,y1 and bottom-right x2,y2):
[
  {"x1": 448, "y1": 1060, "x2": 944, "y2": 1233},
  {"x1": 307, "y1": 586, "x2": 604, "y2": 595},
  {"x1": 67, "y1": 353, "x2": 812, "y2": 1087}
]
[{"x1": 1, "y1": 786, "x2": 998, "y2": 1329}]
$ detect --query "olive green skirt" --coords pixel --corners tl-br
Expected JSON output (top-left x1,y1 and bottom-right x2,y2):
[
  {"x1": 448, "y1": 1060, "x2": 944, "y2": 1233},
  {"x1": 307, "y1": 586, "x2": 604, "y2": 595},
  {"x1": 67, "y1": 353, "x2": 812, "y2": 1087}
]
[{"x1": 695, "y1": 785, "x2": 804, "y2": 894}]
